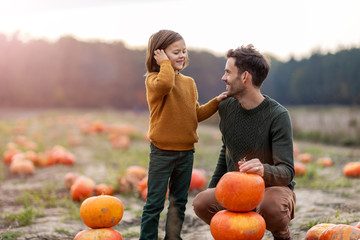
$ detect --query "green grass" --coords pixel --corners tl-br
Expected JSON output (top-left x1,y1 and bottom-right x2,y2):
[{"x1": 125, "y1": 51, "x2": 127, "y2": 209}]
[
  {"x1": 1, "y1": 108, "x2": 360, "y2": 238},
  {"x1": 0, "y1": 232, "x2": 24, "y2": 240},
  {"x1": 54, "y1": 228, "x2": 72, "y2": 235},
  {"x1": 294, "y1": 162, "x2": 352, "y2": 190},
  {"x1": 3, "y1": 206, "x2": 40, "y2": 227},
  {"x1": 122, "y1": 231, "x2": 140, "y2": 238}
]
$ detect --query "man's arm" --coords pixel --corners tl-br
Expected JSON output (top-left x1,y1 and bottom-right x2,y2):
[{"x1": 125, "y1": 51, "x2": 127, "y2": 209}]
[{"x1": 208, "y1": 144, "x2": 228, "y2": 188}]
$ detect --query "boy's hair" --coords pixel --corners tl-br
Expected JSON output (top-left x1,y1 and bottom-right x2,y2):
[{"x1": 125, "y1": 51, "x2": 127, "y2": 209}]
[
  {"x1": 145, "y1": 30, "x2": 189, "y2": 75},
  {"x1": 226, "y1": 44, "x2": 270, "y2": 88}
]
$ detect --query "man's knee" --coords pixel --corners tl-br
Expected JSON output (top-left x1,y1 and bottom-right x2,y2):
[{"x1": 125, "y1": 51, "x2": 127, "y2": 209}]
[{"x1": 192, "y1": 190, "x2": 207, "y2": 214}]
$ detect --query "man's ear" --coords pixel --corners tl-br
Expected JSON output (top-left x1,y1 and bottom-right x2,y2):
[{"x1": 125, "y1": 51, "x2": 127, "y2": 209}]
[{"x1": 242, "y1": 71, "x2": 249, "y2": 81}]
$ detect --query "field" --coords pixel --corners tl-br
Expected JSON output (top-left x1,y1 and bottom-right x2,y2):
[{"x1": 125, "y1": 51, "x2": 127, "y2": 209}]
[{"x1": 0, "y1": 107, "x2": 360, "y2": 240}]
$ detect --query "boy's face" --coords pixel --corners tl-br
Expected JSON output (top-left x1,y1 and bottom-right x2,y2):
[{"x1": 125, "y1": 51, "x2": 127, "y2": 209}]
[{"x1": 164, "y1": 39, "x2": 186, "y2": 72}]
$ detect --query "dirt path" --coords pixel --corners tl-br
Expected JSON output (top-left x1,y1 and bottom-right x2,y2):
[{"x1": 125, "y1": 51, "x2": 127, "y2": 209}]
[
  {"x1": 1, "y1": 160, "x2": 360, "y2": 240},
  {"x1": 1, "y1": 108, "x2": 360, "y2": 239}
]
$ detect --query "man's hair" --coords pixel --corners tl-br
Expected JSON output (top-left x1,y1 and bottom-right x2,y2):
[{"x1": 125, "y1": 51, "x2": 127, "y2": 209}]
[
  {"x1": 226, "y1": 44, "x2": 270, "y2": 87},
  {"x1": 145, "y1": 29, "x2": 189, "y2": 75}
]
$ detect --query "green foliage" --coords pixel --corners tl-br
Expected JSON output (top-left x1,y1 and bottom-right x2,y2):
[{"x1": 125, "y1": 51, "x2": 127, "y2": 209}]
[
  {"x1": 122, "y1": 231, "x2": 140, "y2": 238},
  {"x1": 54, "y1": 228, "x2": 72, "y2": 235},
  {"x1": 294, "y1": 161, "x2": 352, "y2": 190},
  {"x1": 0, "y1": 232, "x2": 24, "y2": 240},
  {"x1": 1, "y1": 34, "x2": 360, "y2": 109},
  {"x1": 3, "y1": 206, "x2": 40, "y2": 227}
]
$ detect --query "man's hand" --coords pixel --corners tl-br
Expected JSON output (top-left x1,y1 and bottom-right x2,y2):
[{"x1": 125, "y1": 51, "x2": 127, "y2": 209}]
[{"x1": 238, "y1": 158, "x2": 264, "y2": 176}]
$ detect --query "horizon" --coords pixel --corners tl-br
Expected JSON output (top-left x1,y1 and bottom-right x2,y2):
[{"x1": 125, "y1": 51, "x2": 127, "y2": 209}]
[{"x1": 1, "y1": 0, "x2": 359, "y2": 61}]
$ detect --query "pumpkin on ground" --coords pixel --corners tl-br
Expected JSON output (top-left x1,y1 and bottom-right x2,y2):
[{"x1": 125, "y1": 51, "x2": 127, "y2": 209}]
[
  {"x1": 3, "y1": 149, "x2": 22, "y2": 164},
  {"x1": 215, "y1": 172, "x2": 265, "y2": 212},
  {"x1": 319, "y1": 224, "x2": 360, "y2": 240},
  {"x1": 70, "y1": 176, "x2": 96, "y2": 201},
  {"x1": 297, "y1": 153, "x2": 314, "y2": 163},
  {"x1": 10, "y1": 157, "x2": 35, "y2": 175},
  {"x1": 294, "y1": 162, "x2": 307, "y2": 176},
  {"x1": 80, "y1": 194, "x2": 124, "y2": 228},
  {"x1": 64, "y1": 172, "x2": 80, "y2": 189},
  {"x1": 125, "y1": 166, "x2": 147, "y2": 181},
  {"x1": 35, "y1": 152, "x2": 57, "y2": 167},
  {"x1": 137, "y1": 176, "x2": 148, "y2": 194},
  {"x1": 305, "y1": 223, "x2": 336, "y2": 240},
  {"x1": 189, "y1": 168, "x2": 207, "y2": 192},
  {"x1": 343, "y1": 162, "x2": 360, "y2": 178},
  {"x1": 316, "y1": 157, "x2": 333, "y2": 167},
  {"x1": 110, "y1": 134, "x2": 131, "y2": 149},
  {"x1": 210, "y1": 210, "x2": 266, "y2": 240},
  {"x1": 118, "y1": 165, "x2": 148, "y2": 193},
  {"x1": 74, "y1": 228, "x2": 123, "y2": 240},
  {"x1": 95, "y1": 183, "x2": 115, "y2": 196}
]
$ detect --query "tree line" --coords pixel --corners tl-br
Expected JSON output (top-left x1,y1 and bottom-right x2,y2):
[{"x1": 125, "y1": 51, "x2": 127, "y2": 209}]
[{"x1": 0, "y1": 33, "x2": 359, "y2": 109}]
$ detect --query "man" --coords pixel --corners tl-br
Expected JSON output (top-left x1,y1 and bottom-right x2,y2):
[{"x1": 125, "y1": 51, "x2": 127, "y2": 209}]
[{"x1": 192, "y1": 44, "x2": 296, "y2": 240}]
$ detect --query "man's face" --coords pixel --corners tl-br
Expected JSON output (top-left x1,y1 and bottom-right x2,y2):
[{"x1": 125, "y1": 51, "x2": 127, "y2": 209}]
[{"x1": 221, "y1": 57, "x2": 245, "y2": 97}]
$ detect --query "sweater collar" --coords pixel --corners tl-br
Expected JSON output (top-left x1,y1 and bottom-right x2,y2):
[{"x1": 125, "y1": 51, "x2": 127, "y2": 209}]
[{"x1": 238, "y1": 95, "x2": 269, "y2": 114}]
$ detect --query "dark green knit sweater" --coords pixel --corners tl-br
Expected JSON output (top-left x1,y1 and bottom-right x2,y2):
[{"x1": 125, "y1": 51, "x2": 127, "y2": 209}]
[{"x1": 209, "y1": 95, "x2": 296, "y2": 190}]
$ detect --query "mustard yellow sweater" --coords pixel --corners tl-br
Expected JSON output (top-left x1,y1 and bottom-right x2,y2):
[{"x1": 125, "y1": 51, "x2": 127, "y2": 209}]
[{"x1": 145, "y1": 60, "x2": 219, "y2": 151}]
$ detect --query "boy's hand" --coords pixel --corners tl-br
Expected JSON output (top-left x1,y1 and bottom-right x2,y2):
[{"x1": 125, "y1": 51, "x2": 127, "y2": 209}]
[
  {"x1": 217, "y1": 91, "x2": 228, "y2": 101},
  {"x1": 154, "y1": 49, "x2": 168, "y2": 65}
]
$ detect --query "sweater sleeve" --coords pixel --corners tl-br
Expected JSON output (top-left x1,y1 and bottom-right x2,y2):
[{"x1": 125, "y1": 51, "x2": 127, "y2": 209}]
[
  {"x1": 262, "y1": 111, "x2": 295, "y2": 187},
  {"x1": 195, "y1": 83, "x2": 219, "y2": 122},
  {"x1": 208, "y1": 144, "x2": 228, "y2": 188},
  {"x1": 145, "y1": 60, "x2": 175, "y2": 98}
]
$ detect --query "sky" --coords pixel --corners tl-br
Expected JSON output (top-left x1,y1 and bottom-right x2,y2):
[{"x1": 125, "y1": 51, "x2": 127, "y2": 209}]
[{"x1": 0, "y1": 0, "x2": 359, "y2": 60}]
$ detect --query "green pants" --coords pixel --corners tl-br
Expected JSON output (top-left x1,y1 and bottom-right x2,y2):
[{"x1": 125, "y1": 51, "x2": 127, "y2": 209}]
[{"x1": 139, "y1": 143, "x2": 194, "y2": 240}]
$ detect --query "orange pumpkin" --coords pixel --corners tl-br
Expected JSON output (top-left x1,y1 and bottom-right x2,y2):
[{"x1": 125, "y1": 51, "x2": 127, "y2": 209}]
[
  {"x1": 319, "y1": 224, "x2": 360, "y2": 240},
  {"x1": 80, "y1": 194, "x2": 124, "y2": 229},
  {"x1": 3, "y1": 149, "x2": 22, "y2": 164},
  {"x1": 24, "y1": 151, "x2": 38, "y2": 163},
  {"x1": 137, "y1": 176, "x2": 148, "y2": 194},
  {"x1": 343, "y1": 162, "x2": 360, "y2": 178},
  {"x1": 35, "y1": 152, "x2": 56, "y2": 167},
  {"x1": 89, "y1": 120, "x2": 107, "y2": 133},
  {"x1": 125, "y1": 165, "x2": 147, "y2": 180},
  {"x1": 305, "y1": 223, "x2": 336, "y2": 240},
  {"x1": 74, "y1": 228, "x2": 123, "y2": 240},
  {"x1": 294, "y1": 162, "x2": 307, "y2": 176},
  {"x1": 297, "y1": 153, "x2": 313, "y2": 163},
  {"x1": 189, "y1": 168, "x2": 207, "y2": 192},
  {"x1": 9, "y1": 157, "x2": 35, "y2": 175},
  {"x1": 110, "y1": 134, "x2": 131, "y2": 149},
  {"x1": 316, "y1": 157, "x2": 333, "y2": 167},
  {"x1": 70, "y1": 176, "x2": 96, "y2": 201},
  {"x1": 140, "y1": 186, "x2": 169, "y2": 201},
  {"x1": 118, "y1": 166, "x2": 148, "y2": 193},
  {"x1": 210, "y1": 210, "x2": 266, "y2": 240},
  {"x1": 95, "y1": 184, "x2": 115, "y2": 196},
  {"x1": 58, "y1": 152, "x2": 75, "y2": 165},
  {"x1": 117, "y1": 175, "x2": 132, "y2": 194},
  {"x1": 64, "y1": 172, "x2": 80, "y2": 189},
  {"x1": 355, "y1": 222, "x2": 360, "y2": 229},
  {"x1": 215, "y1": 172, "x2": 264, "y2": 212}
]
